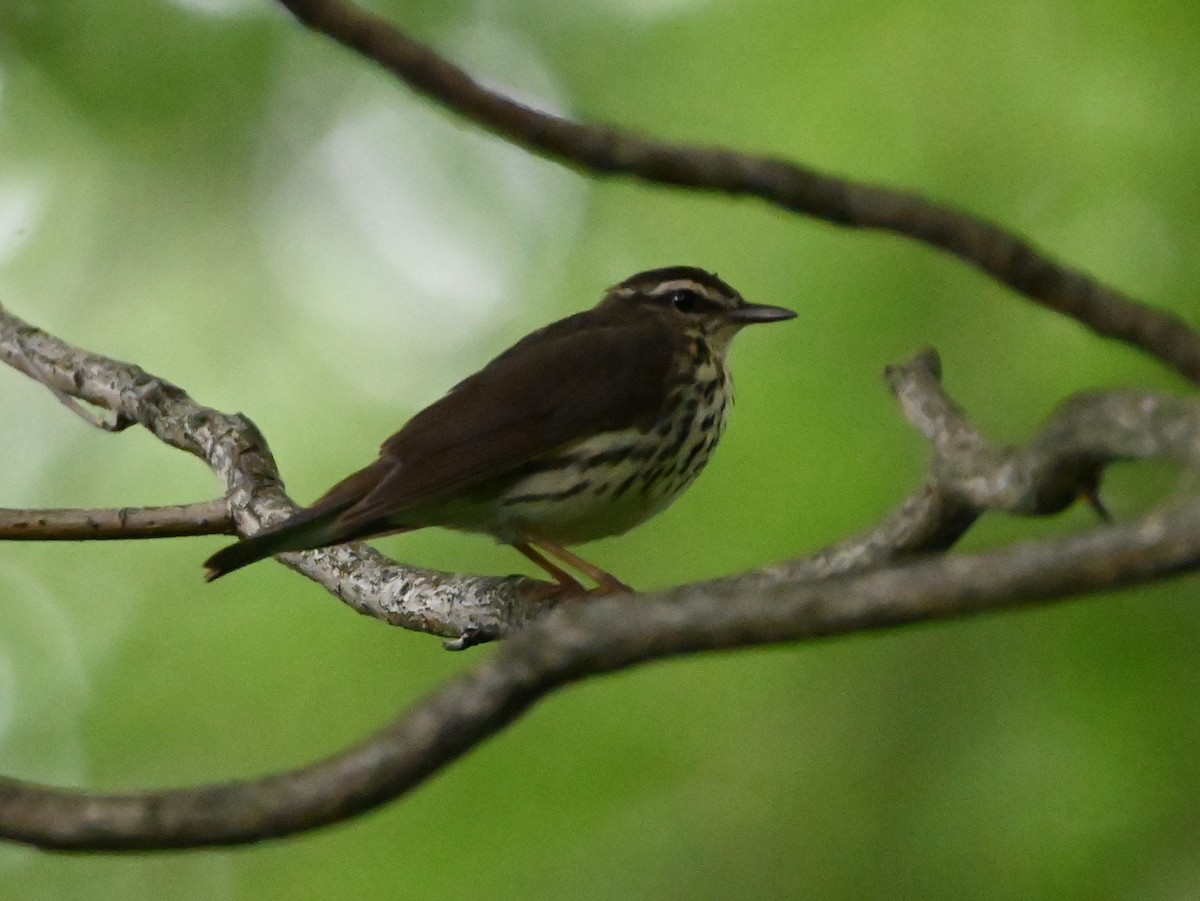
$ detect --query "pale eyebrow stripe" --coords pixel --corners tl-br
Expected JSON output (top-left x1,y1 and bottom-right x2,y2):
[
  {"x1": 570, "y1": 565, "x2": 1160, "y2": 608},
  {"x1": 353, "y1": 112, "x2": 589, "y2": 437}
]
[{"x1": 646, "y1": 279, "x2": 722, "y2": 300}]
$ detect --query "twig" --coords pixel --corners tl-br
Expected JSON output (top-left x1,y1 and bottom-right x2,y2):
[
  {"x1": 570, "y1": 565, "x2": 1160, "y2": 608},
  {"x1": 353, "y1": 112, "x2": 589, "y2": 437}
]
[
  {"x1": 1, "y1": 316, "x2": 128, "y2": 431},
  {"x1": 0, "y1": 501, "x2": 233, "y2": 540}
]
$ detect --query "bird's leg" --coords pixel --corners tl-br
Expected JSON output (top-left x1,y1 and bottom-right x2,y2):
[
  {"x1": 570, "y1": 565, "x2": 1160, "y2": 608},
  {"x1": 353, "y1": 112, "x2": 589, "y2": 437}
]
[
  {"x1": 513, "y1": 541, "x2": 587, "y2": 598},
  {"x1": 528, "y1": 539, "x2": 633, "y2": 595}
]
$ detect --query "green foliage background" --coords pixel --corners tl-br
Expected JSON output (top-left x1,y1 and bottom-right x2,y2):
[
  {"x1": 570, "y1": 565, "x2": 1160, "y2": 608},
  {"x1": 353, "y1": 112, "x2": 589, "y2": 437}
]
[{"x1": 1, "y1": 0, "x2": 1199, "y2": 898}]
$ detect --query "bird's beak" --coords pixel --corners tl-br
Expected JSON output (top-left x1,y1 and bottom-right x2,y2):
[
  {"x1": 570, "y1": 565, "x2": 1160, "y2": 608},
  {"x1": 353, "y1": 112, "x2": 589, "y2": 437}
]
[{"x1": 726, "y1": 302, "x2": 797, "y2": 324}]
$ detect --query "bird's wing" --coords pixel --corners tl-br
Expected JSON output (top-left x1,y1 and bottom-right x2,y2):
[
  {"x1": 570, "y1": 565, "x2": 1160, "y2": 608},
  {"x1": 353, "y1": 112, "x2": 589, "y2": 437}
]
[{"x1": 327, "y1": 309, "x2": 679, "y2": 530}]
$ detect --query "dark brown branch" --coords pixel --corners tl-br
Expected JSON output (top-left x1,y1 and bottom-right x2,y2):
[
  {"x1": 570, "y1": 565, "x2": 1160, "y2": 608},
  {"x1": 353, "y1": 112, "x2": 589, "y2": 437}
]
[
  {"x1": 274, "y1": 0, "x2": 1200, "y2": 385},
  {"x1": 0, "y1": 501, "x2": 232, "y2": 540}
]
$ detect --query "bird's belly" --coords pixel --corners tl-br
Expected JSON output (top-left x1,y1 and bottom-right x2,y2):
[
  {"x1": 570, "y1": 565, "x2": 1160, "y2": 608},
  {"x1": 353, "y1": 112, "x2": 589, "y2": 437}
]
[
  {"x1": 501, "y1": 495, "x2": 652, "y2": 546},
  {"x1": 485, "y1": 393, "x2": 727, "y2": 545},
  {"x1": 497, "y1": 471, "x2": 674, "y2": 545}
]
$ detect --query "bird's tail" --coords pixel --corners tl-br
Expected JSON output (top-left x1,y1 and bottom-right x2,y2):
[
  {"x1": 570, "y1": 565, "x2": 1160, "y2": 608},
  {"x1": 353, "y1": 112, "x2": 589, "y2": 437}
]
[{"x1": 203, "y1": 505, "x2": 349, "y2": 582}]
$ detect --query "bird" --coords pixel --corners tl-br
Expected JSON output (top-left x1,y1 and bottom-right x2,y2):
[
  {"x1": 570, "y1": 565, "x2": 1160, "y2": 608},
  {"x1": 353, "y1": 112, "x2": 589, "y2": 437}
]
[{"x1": 203, "y1": 266, "x2": 795, "y2": 594}]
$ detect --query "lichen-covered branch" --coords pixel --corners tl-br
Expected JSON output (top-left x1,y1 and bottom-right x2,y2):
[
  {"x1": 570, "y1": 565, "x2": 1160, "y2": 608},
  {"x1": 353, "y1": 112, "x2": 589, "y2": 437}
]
[{"x1": 0, "y1": 302, "x2": 545, "y2": 641}]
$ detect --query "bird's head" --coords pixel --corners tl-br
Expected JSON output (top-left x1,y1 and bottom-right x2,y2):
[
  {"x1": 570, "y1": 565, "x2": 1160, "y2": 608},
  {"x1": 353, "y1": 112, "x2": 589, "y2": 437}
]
[{"x1": 599, "y1": 266, "x2": 795, "y2": 352}]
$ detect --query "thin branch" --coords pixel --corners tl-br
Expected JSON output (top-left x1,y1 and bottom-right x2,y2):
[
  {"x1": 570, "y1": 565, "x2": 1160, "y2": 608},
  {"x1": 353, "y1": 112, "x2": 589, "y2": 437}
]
[
  {"x1": 0, "y1": 307, "x2": 995, "y2": 645},
  {"x1": 0, "y1": 501, "x2": 232, "y2": 540},
  {"x1": 273, "y1": 0, "x2": 1200, "y2": 385},
  {"x1": 3, "y1": 327, "x2": 130, "y2": 431},
  {"x1": 887, "y1": 349, "x2": 1111, "y2": 514}
]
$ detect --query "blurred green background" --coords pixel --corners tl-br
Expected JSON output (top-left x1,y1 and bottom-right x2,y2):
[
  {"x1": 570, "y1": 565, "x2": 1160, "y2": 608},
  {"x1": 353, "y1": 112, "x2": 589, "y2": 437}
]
[{"x1": 2, "y1": 0, "x2": 1199, "y2": 898}]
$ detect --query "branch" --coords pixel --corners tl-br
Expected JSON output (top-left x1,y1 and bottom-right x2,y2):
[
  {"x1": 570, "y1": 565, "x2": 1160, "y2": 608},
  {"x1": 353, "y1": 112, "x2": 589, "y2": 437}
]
[
  {"x1": 274, "y1": 0, "x2": 1200, "y2": 385},
  {"x1": 0, "y1": 501, "x2": 232, "y2": 540}
]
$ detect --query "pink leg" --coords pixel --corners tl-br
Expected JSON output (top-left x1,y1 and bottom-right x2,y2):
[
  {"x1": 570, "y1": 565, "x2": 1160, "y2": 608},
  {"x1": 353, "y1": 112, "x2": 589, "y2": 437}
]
[
  {"x1": 513, "y1": 541, "x2": 586, "y2": 596},
  {"x1": 529, "y1": 539, "x2": 633, "y2": 595}
]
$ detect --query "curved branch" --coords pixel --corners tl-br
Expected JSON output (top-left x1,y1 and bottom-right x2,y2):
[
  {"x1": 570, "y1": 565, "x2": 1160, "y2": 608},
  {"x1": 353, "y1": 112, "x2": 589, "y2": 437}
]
[{"x1": 274, "y1": 0, "x2": 1200, "y2": 384}]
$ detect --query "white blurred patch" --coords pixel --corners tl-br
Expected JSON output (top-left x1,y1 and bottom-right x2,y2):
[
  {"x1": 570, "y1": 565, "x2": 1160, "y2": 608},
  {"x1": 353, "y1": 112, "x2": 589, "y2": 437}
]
[
  {"x1": 0, "y1": 176, "x2": 44, "y2": 267},
  {"x1": 167, "y1": 0, "x2": 262, "y2": 18},
  {"x1": 259, "y1": 15, "x2": 586, "y2": 404},
  {"x1": 577, "y1": 0, "x2": 717, "y2": 20},
  {"x1": 0, "y1": 565, "x2": 88, "y2": 782},
  {"x1": 0, "y1": 563, "x2": 147, "y2": 874},
  {"x1": 0, "y1": 386, "x2": 81, "y2": 511}
]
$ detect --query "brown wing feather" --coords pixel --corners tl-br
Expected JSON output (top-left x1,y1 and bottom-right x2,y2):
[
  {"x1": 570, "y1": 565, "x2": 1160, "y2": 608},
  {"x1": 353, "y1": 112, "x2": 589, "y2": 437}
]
[{"x1": 329, "y1": 307, "x2": 679, "y2": 531}]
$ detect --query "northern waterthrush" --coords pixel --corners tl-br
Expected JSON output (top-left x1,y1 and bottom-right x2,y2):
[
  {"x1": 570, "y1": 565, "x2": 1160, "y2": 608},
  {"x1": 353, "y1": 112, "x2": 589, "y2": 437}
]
[{"x1": 204, "y1": 267, "x2": 795, "y2": 593}]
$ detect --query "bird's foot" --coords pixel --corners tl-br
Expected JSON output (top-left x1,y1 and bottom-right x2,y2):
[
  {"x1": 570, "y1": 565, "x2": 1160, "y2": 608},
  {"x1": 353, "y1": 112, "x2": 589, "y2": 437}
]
[
  {"x1": 514, "y1": 539, "x2": 634, "y2": 598},
  {"x1": 520, "y1": 573, "x2": 632, "y2": 605},
  {"x1": 588, "y1": 573, "x2": 633, "y2": 596}
]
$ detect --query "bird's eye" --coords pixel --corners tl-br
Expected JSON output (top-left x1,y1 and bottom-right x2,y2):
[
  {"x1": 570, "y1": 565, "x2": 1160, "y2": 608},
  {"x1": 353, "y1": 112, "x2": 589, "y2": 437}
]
[{"x1": 666, "y1": 289, "x2": 701, "y2": 313}]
